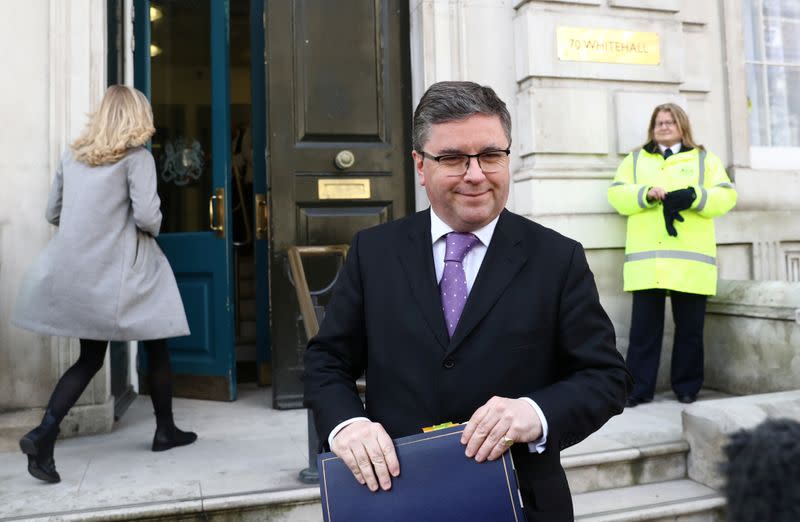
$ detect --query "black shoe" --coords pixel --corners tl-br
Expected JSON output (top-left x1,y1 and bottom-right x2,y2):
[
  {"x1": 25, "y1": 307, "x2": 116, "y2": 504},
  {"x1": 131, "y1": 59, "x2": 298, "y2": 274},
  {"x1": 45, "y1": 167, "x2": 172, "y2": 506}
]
[
  {"x1": 152, "y1": 425, "x2": 198, "y2": 452},
  {"x1": 677, "y1": 394, "x2": 696, "y2": 404},
  {"x1": 19, "y1": 410, "x2": 61, "y2": 483},
  {"x1": 25, "y1": 454, "x2": 61, "y2": 483},
  {"x1": 626, "y1": 396, "x2": 652, "y2": 408}
]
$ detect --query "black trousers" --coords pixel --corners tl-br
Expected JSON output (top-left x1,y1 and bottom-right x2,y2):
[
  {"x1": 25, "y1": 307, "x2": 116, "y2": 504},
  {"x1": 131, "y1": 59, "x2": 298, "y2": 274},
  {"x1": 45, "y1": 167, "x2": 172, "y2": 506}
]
[{"x1": 626, "y1": 289, "x2": 707, "y2": 400}]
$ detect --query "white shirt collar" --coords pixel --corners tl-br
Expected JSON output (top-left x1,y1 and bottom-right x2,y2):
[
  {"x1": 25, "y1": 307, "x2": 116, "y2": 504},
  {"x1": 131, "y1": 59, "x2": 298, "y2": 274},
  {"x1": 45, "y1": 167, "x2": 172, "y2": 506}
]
[
  {"x1": 429, "y1": 208, "x2": 499, "y2": 247},
  {"x1": 658, "y1": 143, "x2": 682, "y2": 155}
]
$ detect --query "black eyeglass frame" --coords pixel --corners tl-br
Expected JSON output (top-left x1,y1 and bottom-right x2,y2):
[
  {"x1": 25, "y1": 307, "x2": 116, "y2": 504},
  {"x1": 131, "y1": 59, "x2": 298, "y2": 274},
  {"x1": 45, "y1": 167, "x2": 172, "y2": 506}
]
[
  {"x1": 417, "y1": 148, "x2": 511, "y2": 164},
  {"x1": 417, "y1": 148, "x2": 512, "y2": 170}
]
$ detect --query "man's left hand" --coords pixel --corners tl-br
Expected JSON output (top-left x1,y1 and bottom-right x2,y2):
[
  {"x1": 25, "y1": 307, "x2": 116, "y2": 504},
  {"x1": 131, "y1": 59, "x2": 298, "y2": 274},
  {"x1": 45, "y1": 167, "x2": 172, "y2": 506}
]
[{"x1": 461, "y1": 396, "x2": 542, "y2": 462}]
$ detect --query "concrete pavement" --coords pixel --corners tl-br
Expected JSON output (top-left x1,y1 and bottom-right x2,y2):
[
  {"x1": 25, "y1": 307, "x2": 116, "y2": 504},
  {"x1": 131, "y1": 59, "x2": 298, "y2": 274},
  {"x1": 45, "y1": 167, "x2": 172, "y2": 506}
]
[{"x1": 0, "y1": 387, "x2": 726, "y2": 521}]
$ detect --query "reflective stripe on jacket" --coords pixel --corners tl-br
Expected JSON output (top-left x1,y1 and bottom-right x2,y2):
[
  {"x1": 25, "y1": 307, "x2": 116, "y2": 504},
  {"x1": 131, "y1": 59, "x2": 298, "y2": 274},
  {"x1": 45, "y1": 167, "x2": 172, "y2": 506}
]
[{"x1": 607, "y1": 144, "x2": 737, "y2": 295}]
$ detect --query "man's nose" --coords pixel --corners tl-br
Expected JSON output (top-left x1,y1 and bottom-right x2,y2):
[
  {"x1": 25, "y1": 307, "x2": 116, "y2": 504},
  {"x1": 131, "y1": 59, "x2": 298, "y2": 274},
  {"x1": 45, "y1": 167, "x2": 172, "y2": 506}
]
[{"x1": 463, "y1": 157, "x2": 486, "y2": 182}]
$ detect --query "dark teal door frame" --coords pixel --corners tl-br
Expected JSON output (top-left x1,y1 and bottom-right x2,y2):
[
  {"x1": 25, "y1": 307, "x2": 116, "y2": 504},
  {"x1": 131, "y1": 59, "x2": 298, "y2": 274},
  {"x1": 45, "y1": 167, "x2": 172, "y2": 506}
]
[
  {"x1": 249, "y1": 0, "x2": 271, "y2": 383},
  {"x1": 133, "y1": 0, "x2": 237, "y2": 400}
]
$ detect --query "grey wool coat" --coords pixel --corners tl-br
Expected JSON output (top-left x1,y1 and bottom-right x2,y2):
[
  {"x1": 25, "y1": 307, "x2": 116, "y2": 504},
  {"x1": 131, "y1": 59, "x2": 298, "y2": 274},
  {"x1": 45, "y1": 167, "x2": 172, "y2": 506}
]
[{"x1": 12, "y1": 147, "x2": 190, "y2": 341}]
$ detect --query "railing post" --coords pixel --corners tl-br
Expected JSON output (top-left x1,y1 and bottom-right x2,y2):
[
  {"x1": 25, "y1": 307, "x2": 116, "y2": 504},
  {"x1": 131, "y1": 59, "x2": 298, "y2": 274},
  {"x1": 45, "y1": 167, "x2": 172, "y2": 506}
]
[
  {"x1": 299, "y1": 409, "x2": 320, "y2": 483},
  {"x1": 287, "y1": 245, "x2": 349, "y2": 485}
]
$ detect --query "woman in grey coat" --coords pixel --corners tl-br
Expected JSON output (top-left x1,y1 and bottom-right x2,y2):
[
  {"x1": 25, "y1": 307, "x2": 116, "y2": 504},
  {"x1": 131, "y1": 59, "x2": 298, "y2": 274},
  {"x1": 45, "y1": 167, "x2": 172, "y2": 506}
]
[{"x1": 12, "y1": 85, "x2": 196, "y2": 484}]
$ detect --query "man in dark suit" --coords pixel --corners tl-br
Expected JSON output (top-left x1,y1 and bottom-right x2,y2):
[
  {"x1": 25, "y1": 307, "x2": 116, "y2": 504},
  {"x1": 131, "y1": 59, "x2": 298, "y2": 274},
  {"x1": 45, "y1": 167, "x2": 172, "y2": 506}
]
[{"x1": 303, "y1": 81, "x2": 631, "y2": 521}]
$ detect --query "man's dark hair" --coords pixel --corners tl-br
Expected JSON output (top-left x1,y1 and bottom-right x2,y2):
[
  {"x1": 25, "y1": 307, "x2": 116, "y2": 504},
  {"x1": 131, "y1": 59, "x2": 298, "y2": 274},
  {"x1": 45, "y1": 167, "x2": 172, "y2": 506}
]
[
  {"x1": 721, "y1": 418, "x2": 800, "y2": 522},
  {"x1": 412, "y1": 81, "x2": 511, "y2": 152}
]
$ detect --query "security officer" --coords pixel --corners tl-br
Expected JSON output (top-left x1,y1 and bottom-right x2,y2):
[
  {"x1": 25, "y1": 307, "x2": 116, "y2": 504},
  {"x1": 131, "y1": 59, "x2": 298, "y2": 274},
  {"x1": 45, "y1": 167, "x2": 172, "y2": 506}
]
[{"x1": 608, "y1": 103, "x2": 737, "y2": 406}]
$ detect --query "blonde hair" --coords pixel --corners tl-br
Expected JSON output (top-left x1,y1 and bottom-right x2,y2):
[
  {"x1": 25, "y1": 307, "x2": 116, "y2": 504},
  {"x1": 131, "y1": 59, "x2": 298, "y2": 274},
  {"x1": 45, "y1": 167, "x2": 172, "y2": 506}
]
[
  {"x1": 644, "y1": 103, "x2": 704, "y2": 151},
  {"x1": 71, "y1": 85, "x2": 155, "y2": 166}
]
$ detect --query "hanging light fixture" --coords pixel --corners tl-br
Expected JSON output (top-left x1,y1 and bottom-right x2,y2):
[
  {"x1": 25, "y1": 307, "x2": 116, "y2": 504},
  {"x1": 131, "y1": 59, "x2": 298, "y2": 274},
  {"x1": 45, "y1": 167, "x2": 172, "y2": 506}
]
[
  {"x1": 150, "y1": 6, "x2": 163, "y2": 22},
  {"x1": 150, "y1": 44, "x2": 162, "y2": 57}
]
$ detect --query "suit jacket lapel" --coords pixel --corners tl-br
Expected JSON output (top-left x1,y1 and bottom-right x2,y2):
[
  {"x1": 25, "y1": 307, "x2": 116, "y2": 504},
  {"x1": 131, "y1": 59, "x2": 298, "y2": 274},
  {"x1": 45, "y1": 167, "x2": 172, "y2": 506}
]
[
  {"x1": 447, "y1": 210, "x2": 527, "y2": 354},
  {"x1": 397, "y1": 210, "x2": 449, "y2": 350}
]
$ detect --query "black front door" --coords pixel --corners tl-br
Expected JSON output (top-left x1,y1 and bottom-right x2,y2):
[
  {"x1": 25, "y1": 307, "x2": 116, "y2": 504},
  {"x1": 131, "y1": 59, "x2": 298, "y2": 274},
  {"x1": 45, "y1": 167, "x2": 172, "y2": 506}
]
[{"x1": 266, "y1": 0, "x2": 413, "y2": 408}]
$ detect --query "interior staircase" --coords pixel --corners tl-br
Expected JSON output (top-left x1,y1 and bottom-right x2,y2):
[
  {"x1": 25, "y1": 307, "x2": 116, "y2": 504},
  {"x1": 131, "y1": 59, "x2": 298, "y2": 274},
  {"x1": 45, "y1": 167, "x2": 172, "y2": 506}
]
[{"x1": 236, "y1": 253, "x2": 258, "y2": 381}]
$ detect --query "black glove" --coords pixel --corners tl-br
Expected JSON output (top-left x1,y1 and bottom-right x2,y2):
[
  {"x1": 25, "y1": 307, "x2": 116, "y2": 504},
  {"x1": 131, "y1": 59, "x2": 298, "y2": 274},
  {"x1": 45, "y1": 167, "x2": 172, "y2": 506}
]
[
  {"x1": 663, "y1": 205, "x2": 684, "y2": 237},
  {"x1": 662, "y1": 187, "x2": 696, "y2": 237},
  {"x1": 663, "y1": 187, "x2": 696, "y2": 212}
]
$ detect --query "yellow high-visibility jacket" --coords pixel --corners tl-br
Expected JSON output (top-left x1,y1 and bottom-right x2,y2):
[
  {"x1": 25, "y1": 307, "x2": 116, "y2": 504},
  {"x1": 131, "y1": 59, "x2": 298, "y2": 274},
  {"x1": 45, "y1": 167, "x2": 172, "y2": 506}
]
[{"x1": 608, "y1": 144, "x2": 737, "y2": 296}]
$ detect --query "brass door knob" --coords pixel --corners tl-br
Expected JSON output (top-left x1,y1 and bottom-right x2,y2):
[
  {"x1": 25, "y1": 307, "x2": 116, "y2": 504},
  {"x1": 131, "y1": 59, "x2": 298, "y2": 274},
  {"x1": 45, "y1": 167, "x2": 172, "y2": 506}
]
[{"x1": 334, "y1": 150, "x2": 355, "y2": 170}]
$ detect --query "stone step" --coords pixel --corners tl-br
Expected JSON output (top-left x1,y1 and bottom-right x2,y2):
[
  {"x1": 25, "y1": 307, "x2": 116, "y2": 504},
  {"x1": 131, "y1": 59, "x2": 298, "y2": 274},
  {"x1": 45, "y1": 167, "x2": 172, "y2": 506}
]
[
  {"x1": 563, "y1": 440, "x2": 689, "y2": 494},
  {"x1": 238, "y1": 280, "x2": 255, "y2": 299},
  {"x1": 236, "y1": 343, "x2": 257, "y2": 361},
  {"x1": 237, "y1": 256, "x2": 255, "y2": 279},
  {"x1": 32, "y1": 479, "x2": 722, "y2": 522},
  {"x1": 239, "y1": 297, "x2": 256, "y2": 321},
  {"x1": 239, "y1": 320, "x2": 257, "y2": 341},
  {"x1": 12, "y1": 486, "x2": 323, "y2": 522},
  {"x1": 573, "y1": 479, "x2": 725, "y2": 522}
]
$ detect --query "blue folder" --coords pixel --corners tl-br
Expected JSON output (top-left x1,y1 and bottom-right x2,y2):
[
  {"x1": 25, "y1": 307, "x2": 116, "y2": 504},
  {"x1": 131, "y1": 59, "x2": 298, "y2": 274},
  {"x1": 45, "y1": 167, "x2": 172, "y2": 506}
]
[{"x1": 317, "y1": 424, "x2": 526, "y2": 521}]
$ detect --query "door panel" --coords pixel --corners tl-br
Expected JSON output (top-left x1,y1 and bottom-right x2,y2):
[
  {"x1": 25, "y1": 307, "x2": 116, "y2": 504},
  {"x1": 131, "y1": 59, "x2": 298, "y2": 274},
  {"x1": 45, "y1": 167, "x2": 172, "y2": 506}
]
[
  {"x1": 267, "y1": 0, "x2": 412, "y2": 408},
  {"x1": 248, "y1": 0, "x2": 272, "y2": 385},
  {"x1": 135, "y1": 0, "x2": 236, "y2": 401},
  {"x1": 297, "y1": 206, "x2": 392, "y2": 245},
  {"x1": 295, "y1": 1, "x2": 382, "y2": 140}
]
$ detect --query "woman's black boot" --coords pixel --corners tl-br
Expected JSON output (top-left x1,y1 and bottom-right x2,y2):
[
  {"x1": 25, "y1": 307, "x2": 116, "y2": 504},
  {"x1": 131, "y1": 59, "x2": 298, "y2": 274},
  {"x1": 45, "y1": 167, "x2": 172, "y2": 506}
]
[
  {"x1": 19, "y1": 410, "x2": 61, "y2": 483},
  {"x1": 151, "y1": 412, "x2": 197, "y2": 452}
]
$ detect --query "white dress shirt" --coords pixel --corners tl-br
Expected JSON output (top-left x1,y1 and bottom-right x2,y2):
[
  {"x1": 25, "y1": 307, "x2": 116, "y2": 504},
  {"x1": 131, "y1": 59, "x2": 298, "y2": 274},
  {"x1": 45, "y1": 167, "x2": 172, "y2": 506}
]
[
  {"x1": 658, "y1": 143, "x2": 682, "y2": 156},
  {"x1": 328, "y1": 209, "x2": 550, "y2": 454}
]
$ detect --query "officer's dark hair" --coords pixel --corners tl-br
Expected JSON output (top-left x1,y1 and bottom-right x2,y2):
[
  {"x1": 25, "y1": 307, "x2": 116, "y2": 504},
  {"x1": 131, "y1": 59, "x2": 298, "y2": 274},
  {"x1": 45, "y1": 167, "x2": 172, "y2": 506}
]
[
  {"x1": 412, "y1": 81, "x2": 511, "y2": 152},
  {"x1": 721, "y1": 418, "x2": 800, "y2": 522}
]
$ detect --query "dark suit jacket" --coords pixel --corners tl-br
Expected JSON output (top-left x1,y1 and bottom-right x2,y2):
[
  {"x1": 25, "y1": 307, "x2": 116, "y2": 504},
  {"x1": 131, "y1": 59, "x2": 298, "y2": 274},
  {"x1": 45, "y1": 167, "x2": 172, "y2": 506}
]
[{"x1": 303, "y1": 209, "x2": 631, "y2": 522}]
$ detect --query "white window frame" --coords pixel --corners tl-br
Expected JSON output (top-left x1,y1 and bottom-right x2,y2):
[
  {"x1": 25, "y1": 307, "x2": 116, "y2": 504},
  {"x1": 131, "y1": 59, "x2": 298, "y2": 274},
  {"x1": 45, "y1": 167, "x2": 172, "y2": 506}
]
[{"x1": 744, "y1": 0, "x2": 800, "y2": 170}]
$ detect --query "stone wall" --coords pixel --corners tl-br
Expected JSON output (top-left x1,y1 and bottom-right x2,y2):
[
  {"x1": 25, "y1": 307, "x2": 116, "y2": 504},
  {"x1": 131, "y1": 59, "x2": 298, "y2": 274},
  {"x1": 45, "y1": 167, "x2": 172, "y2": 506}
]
[
  {"x1": 512, "y1": 0, "x2": 731, "y2": 366},
  {"x1": 704, "y1": 280, "x2": 800, "y2": 395},
  {"x1": 0, "y1": 1, "x2": 113, "y2": 436},
  {"x1": 510, "y1": 0, "x2": 800, "y2": 387}
]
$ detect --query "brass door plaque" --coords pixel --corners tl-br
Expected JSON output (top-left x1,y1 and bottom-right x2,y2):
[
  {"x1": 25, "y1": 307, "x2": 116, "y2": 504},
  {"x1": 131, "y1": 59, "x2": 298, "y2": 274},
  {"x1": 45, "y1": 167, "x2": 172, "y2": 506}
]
[
  {"x1": 557, "y1": 26, "x2": 661, "y2": 65},
  {"x1": 318, "y1": 179, "x2": 371, "y2": 200}
]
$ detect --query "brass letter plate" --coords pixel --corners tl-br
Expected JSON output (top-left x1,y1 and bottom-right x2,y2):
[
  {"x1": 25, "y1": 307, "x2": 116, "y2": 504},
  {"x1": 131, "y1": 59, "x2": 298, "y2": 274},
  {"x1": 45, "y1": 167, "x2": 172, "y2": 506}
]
[
  {"x1": 318, "y1": 179, "x2": 371, "y2": 200},
  {"x1": 557, "y1": 26, "x2": 660, "y2": 65}
]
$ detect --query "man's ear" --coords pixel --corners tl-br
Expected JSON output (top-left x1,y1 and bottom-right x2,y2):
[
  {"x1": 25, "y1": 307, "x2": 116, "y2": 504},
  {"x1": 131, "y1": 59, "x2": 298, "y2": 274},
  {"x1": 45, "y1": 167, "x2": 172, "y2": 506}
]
[{"x1": 411, "y1": 151, "x2": 426, "y2": 186}]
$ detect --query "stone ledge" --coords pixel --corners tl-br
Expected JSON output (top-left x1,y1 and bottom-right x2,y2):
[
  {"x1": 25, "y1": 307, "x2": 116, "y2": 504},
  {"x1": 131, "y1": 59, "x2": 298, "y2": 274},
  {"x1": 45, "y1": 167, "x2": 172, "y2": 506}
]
[
  {"x1": 0, "y1": 398, "x2": 114, "y2": 454},
  {"x1": 577, "y1": 495, "x2": 725, "y2": 522},
  {"x1": 706, "y1": 302, "x2": 797, "y2": 321},
  {"x1": 705, "y1": 280, "x2": 800, "y2": 395},
  {"x1": 682, "y1": 391, "x2": 800, "y2": 490},
  {"x1": 201, "y1": 486, "x2": 320, "y2": 512},
  {"x1": 562, "y1": 440, "x2": 688, "y2": 468},
  {"x1": 3, "y1": 486, "x2": 321, "y2": 522},
  {"x1": 573, "y1": 479, "x2": 724, "y2": 521},
  {"x1": 708, "y1": 279, "x2": 800, "y2": 313}
]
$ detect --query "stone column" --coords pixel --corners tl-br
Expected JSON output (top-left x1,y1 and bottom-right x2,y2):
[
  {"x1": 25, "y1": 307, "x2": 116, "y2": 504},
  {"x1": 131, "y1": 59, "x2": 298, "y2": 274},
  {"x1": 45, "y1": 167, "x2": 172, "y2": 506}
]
[
  {"x1": 409, "y1": 0, "x2": 518, "y2": 211},
  {"x1": 0, "y1": 0, "x2": 112, "y2": 448}
]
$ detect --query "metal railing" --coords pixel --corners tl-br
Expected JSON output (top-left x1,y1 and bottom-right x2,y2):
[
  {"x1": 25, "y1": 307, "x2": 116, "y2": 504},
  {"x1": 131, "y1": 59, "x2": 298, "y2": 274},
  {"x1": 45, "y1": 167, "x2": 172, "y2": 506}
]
[{"x1": 286, "y1": 245, "x2": 349, "y2": 484}]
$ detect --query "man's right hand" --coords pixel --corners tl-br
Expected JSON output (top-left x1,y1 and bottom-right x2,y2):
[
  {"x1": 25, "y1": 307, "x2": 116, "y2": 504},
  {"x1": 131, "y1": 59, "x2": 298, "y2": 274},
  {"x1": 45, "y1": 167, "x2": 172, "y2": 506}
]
[{"x1": 330, "y1": 420, "x2": 400, "y2": 492}]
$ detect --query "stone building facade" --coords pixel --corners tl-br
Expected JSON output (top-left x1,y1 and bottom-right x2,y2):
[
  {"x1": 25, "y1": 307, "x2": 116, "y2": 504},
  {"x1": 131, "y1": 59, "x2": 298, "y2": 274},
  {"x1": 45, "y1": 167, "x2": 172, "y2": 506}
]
[{"x1": 1, "y1": 0, "x2": 797, "y2": 432}]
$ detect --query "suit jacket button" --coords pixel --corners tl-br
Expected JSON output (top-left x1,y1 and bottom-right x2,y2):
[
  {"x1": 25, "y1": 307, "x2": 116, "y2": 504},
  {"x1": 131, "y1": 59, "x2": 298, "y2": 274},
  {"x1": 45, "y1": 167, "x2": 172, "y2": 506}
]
[{"x1": 443, "y1": 359, "x2": 455, "y2": 369}]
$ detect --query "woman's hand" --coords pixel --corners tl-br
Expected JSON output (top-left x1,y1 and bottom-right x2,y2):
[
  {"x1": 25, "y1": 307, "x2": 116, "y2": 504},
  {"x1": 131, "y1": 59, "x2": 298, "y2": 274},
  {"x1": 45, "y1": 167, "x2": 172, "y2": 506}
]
[{"x1": 647, "y1": 187, "x2": 667, "y2": 202}]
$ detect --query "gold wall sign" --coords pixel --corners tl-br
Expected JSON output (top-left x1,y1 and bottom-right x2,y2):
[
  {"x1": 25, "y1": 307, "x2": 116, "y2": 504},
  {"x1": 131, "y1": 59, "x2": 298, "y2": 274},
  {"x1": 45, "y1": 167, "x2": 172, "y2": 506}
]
[
  {"x1": 318, "y1": 179, "x2": 371, "y2": 200},
  {"x1": 556, "y1": 26, "x2": 660, "y2": 65}
]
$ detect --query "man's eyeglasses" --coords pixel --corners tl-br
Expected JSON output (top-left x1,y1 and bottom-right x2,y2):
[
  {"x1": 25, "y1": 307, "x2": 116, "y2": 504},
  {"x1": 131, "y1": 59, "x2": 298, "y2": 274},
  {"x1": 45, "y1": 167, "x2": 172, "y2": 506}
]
[{"x1": 418, "y1": 148, "x2": 511, "y2": 176}]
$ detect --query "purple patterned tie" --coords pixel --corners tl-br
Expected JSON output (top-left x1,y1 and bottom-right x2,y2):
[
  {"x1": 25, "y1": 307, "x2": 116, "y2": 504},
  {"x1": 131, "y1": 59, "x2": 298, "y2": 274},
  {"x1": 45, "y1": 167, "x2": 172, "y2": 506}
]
[{"x1": 440, "y1": 232, "x2": 480, "y2": 338}]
